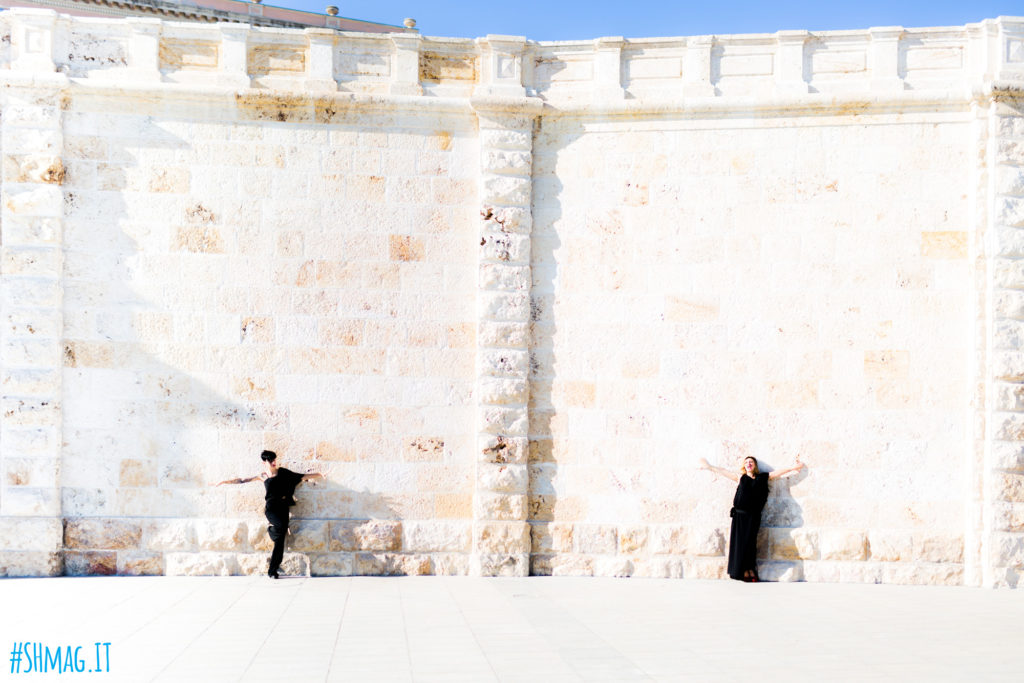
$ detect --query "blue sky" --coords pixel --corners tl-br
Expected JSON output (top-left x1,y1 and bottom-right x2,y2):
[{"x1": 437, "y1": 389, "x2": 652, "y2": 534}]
[{"x1": 282, "y1": 1, "x2": 1022, "y2": 40}]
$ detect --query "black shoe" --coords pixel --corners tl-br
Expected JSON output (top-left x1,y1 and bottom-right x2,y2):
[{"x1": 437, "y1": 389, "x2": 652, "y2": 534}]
[{"x1": 269, "y1": 571, "x2": 279, "y2": 579}]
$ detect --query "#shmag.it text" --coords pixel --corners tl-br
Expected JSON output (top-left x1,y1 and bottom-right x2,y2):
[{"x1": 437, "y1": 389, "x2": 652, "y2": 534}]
[{"x1": 9, "y1": 642, "x2": 111, "y2": 675}]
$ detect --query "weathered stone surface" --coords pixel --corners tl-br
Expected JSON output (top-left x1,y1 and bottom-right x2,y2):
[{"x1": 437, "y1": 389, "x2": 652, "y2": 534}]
[
  {"x1": 474, "y1": 521, "x2": 530, "y2": 554},
  {"x1": 355, "y1": 552, "x2": 431, "y2": 576},
  {"x1": 246, "y1": 521, "x2": 274, "y2": 552},
  {"x1": 574, "y1": 524, "x2": 617, "y2": 554},
  {"x1": 475, "y1": 492, "x2": 527, "y2": 520},
  {"x1": 65, "y1": 519, "x2": 142, "y2": 550},
  {"x1": 913, "y1": 535, "x2": 964, "y2": 564},
  {"x1": 118, "y1": 551, "x2": 163, "y2": 576},
  {"x1": 477, "y1": 463, "x2": 528, "y2": 494},
  {"x1": 403, "y1": 521, "x2": 471, "y2": 553},
  {"x1": 757, "y1": 561, "x2": 804, "y2": 582},
  {"x1": 166, "y1": 552, "x2": 238, "y2": 576},
  {"x1": 288, "y1": 520, "x2": 329, "y2": 552},
  {"x1": 819, "y1": 530, "x2": 868, "y2": 561},
  {"x1": 632, "y1": 557, "x2": 685, "y2": 579},
  {"x1": 618, "y1": 526, "x2": 648, "y2": 555},
  {"x1": 330, "y1": 520, "x2": 402, "y2": 552},
  {"x1": 310, "y1": 553, "x2": 354, "y2": 577},
  {"x1": 594, "y1": 557, "x2": 633, "y2": 577},
  {"x1": 688, "y1": 528, "x2": 725, "y2": 557},
  {"x1": 195, "y1": 520, "x2": 248, "y2": 551},
  {"x1": 770, "y1": 528, "x2": 815, "y2": 561},
  {"x1": 0, "y1": 551, "x2": 62, "y2": 577},
  {"x1": 0, "y1": 518, "x2": 62, "y2": 551},
  {"x1": 868, "y1": 531, "x2": 912, "y2": 562},
  {"x1": 650, "y1": 526, "x2": 687, "y2": 555},
  {"x1": 65, "y1": 551, "x2": 117, "y2": 576},
  {"x1": 475, "y1": 552, "x2": 529, "y2": 577}
]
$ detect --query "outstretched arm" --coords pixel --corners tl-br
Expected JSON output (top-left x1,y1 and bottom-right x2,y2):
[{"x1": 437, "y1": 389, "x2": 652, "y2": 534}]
[
  {"x1": 768, "y1": 456, "x2": 806, "y2": 480},
  {"x1": 698, "y1": 458, "x2": 740, "y2": 482},
  {"x1": 213, "y1": 475, "x2": 260, "y2": 487},
  {"x1": 301, "y1": 472, "x2": 325, "y2": 483}
]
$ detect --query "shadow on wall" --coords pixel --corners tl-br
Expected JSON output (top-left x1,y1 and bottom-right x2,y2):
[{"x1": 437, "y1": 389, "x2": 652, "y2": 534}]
[
  {"x1": 525, "y1": 114, "x2": 566, "y2": 575},
  {"x1": 58, "y1": 107, "x2": 399, "y2": 577},
  {"x1": 759, "y1": 465, "x2": 808, "y2": 582}
]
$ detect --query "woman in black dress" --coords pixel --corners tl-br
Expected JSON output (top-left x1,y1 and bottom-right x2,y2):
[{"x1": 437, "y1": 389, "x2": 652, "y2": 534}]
[
  {"x1": 215, "y1": 450, "x2": 324, "y2": 578},
  {"x1": 699, "y1": 455, "x2": 804, "y2": 582}
]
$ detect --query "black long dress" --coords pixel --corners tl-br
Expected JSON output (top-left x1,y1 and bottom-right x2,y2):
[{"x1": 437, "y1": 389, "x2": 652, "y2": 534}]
[{"x1": 727, "y1": 472, "x2": 769, "y2": 580}]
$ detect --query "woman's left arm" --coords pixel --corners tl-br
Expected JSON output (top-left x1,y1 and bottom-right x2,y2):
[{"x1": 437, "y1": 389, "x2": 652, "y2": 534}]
[
  {"x1": 768, "y1": 457, "x2": 806, "y2": 480},
  {"x1": 301, "y1": 472, "x2": 325, "y2": 483}
]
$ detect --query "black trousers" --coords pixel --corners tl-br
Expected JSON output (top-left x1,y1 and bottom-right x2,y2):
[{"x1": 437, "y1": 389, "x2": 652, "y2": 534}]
[{"x1": 265, "y1": 505, "x2": 289, "y2": 576}]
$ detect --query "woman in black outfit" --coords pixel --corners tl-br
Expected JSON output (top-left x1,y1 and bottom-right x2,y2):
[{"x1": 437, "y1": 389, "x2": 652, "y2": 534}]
[
  {"x1": 699, "y1": 455, "x2": 804, "y2": 582},
  {"x1": 215, "y1": 450, "x2": 324, "y2": 578}
]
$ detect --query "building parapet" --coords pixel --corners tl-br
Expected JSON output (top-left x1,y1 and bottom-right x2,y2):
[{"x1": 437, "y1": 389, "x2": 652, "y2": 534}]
[{"x1": 1, "y1": 9, "x2": 1023, "y2": 107}]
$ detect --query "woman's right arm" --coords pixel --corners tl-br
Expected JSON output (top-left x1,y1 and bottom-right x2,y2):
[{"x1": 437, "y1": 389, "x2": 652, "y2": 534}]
[
  {"x1": 213, "y1": 476, "x2": 258, "y2": 487},
  {"x1": 698, "y1": 458, "x2": 740, "y2": 482}
]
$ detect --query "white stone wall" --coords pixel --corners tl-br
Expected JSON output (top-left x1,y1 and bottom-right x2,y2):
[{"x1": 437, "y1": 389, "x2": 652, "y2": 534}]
[{"x1": 0, "y1": 8, "x2": 1022, "y2": 585}]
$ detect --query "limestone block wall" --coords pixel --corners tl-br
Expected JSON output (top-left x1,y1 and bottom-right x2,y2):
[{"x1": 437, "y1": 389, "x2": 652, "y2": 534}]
[{"x1": 0, "y1": 8, "x2": 1022, "y2": 586}]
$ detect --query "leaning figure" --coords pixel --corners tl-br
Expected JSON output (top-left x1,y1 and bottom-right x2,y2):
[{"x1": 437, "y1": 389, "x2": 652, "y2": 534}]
[
  {"x1": 698, "y1": 455, "x2": 805, "y2": 582},
  {"x1": 215, "y1": 450, "x2": 324, "y2": 579}
]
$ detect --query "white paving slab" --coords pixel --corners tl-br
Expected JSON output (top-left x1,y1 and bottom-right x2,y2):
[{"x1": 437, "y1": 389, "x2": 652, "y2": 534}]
[{"x1": 2, "y1": 576, "x2": 1023, "y2": 682}]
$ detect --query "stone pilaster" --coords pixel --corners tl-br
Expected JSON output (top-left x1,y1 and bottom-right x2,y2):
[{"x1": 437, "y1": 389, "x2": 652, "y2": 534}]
[
  {"x1": 0, "y1": 12, "x2": 67, "y2": 575},
  {"x1": 470, "y1": 104, "x2": 537, "y2": 576},
  {"x1": 985, "y1": 94, "x2": 1024, "y2": 588}
]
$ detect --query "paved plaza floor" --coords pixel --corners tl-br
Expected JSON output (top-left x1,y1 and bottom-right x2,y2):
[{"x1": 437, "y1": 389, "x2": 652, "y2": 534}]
[{"x1": 2, "y1": 575, "x2": 1022, "y2": 682}]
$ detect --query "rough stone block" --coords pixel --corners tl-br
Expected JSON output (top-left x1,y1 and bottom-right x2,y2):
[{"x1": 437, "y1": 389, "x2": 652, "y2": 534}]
[
  {"x1": 144, "y1": 520, "x2": 196, "y2": 552},
  {"x1": 65, "y1": 519, "x2": 142, "y2": 550},
  {"x1": 0, "y1": 517, "x2": 62, "y2": 551},
  {"x1": 756, "y1": 561, "x2": 803, "y2": 582},
  {"x1": 912, "y1": 534, "x2": 963, "y2": 563},
  {"x1": 770, "y1": 529, "x2": 819, "y2": 561},
  {"x1": 477, "y1": 463, "x2": 528, "y2": 494},
  {"x1": 479, "y1": 291, "x2": 530, "y2": 321},
  {"x1": 632, "y1": 557, "x2": 684, "y2": 579},
  {"x1": 474, "y1": 492, "x2": 527, "y2": 520},
  {"x1": 330, "y1": 520, "x2": 402, "y2": 552},
  {"x1": 650, "y1": 525, "x2": 687, "y2": 555},
  {"x1": 594, "y1": 557, "x2": 633, "y2": 577},
  {"x1": 311, "y1": 553, "x2": 354, "y2": 576},
  {"x1": 688, "y1": 528, "x2": 725, "y2": 557},
  {"x1": 64, "y1": 551, "x2": 117, "y2": 576},
  {"x1": 432, "y1": 553, "x2": 470, "y2": 576},
  {"x1": 403, "y1": 520, "x2": 471, "y2": 552},
  {"x1": 479, "y1": 406, "x2": 529, "y2": 436},
  {"x1": 118, "y1": 551, "x2": 164, "y2": 576},
  {"x1": 289, "y1": 520, "x2": 329, "y2": 552},
  {"x1": 819, "y1": 530, "x2": 868, "y2": 561},
  {"x1": 618, "y1": 526, "x2": 648, "y2": 555},
  {"x1": 868, "y1": 531, "x2": 912, "y2": 561},
  {"x1": 574, "y1": 524, "x2": 617, "y2": 554},
  {"x1": 165, "y1": 552, "x2": 238, "y2": 576},
  {"x1": 355, "y1": 552, "x2": 431, "y2": 576},
  {"x1": 195, "y1": 520, "x2": 248, "y2": 551},
  {"x1": 474, "y1": 521, "x2": 530, "y2": 554},
  {"x1": 477, "y1": 322, "x2": 529, "y2": 348},
  {"x1": 481, "y1": 205, "x2": 531, "y2": 234},
  {"x1": 480, "y1": 232, "x2": 530, "y2": 263},
  {"x1": 0, "y1": 551, "x2": 62, "y2": 577},
  {"x1": 479, "y1": 435, "x2": 528, "y2": 464},
  {"x1": 883, "y1": 563, "x2": 963, "y2": 586}
]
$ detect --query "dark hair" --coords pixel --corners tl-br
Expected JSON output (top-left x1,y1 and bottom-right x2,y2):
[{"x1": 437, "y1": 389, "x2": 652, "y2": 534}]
[{"x1": 260, "y1": 450, "x2": 277, "y2": 463}]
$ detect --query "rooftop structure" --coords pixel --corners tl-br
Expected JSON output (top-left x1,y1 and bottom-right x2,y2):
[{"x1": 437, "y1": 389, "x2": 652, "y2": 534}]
[{"x1": 0, "y1": 0, "x2": 412, "y2": 32}]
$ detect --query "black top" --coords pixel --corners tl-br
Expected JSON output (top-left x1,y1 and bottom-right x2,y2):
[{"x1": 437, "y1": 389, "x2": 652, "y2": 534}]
[
  {"x1": 264, "y1": 468, "x2": 304, "y2": 507},
  {"x1": 732, "y1": 472, "x2": 769, "y2": 514}
]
